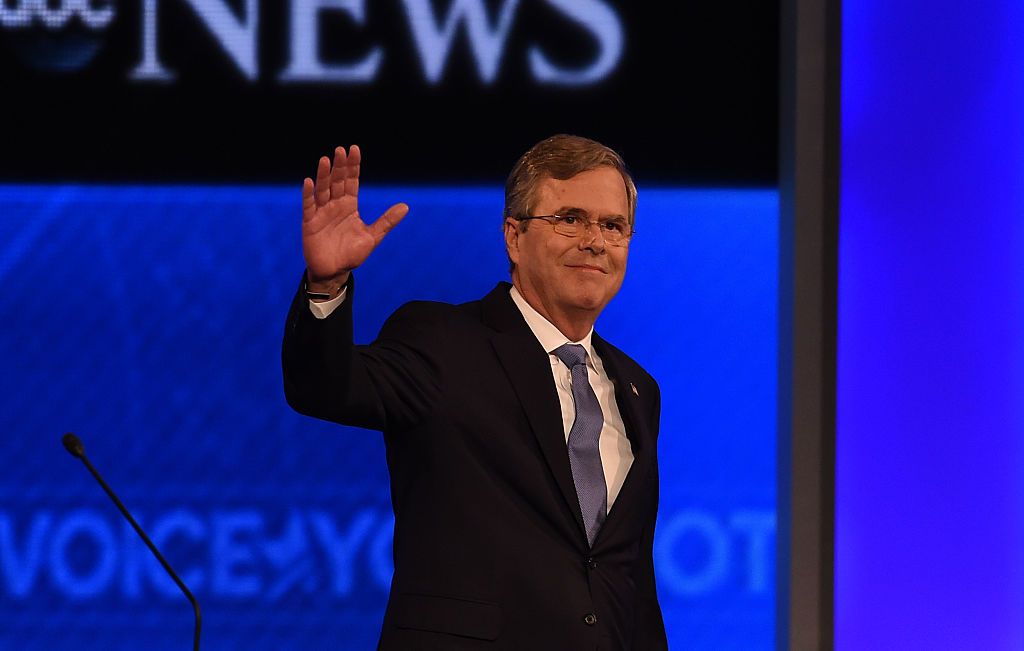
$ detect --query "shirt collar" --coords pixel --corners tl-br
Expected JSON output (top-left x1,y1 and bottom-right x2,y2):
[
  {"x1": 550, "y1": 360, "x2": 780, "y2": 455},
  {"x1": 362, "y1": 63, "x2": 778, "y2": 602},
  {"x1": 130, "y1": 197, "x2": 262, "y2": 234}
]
[{"x1": 509, "y1": 285, "x2": 595, "y2": 360}]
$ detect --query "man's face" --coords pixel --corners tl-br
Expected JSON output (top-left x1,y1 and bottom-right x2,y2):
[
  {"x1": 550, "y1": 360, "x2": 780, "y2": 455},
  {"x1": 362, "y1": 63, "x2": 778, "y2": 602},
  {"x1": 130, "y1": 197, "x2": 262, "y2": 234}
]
[{"x1": 505, "y1": 166, "x2": 630, "y2": 325}]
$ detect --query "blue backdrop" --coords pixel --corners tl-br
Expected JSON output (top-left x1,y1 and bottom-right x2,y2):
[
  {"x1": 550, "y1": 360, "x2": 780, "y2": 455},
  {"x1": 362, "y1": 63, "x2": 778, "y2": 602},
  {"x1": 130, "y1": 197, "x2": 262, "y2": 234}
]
[
  {"x1": 0, "y1": 185, "x2": 777, "y2": 649},
  {"x1": 837, "y1": 0, "x2": 1024, "y2": 647}
]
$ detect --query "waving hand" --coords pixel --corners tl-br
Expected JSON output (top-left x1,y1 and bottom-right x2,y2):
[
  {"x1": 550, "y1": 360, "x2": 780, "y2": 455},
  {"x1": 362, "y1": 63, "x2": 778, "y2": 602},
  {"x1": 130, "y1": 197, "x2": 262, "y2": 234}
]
[{"x1": 302, "y1": 145, "x2": 408, "y2": 295}]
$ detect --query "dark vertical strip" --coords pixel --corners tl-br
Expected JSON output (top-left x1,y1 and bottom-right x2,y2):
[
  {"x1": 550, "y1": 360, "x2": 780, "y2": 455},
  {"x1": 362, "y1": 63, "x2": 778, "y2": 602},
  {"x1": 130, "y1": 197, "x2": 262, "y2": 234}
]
[{"x1": 778, "y1": 0, "x2": 840, "y2": 648}]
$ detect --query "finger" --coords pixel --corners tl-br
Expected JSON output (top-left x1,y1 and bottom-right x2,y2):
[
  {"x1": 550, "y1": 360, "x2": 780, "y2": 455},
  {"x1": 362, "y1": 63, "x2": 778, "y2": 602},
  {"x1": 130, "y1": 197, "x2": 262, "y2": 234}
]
[
  {"x1": 301, "y1": 177, "x2": 315, "y2": 219},
  {"x1": 345, "y1": 144, "x2": 361, "y2": 199},
  {"x1": 368, "y1": 202, "x2": 409, "y2": 244},
  {"x1": 314, "y1": 156, "x2": 331, "y2": 207},
  {"x1": 329, "y1": 146, "x2": 347, "y2": 200}
]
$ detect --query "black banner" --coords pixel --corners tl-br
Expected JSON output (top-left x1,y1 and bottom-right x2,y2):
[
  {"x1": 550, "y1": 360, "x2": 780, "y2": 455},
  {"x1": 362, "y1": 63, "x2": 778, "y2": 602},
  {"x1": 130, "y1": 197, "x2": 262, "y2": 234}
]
[{"x1": 2, "y1": 0, "x2": 778, "y2": 183}]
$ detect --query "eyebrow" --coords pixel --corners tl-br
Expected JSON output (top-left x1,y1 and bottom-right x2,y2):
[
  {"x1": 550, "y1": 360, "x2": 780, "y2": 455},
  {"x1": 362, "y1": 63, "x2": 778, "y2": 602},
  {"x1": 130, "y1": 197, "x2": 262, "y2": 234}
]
[{"x1": 554, "y1": 206, "x2": 628, "y2": 221}]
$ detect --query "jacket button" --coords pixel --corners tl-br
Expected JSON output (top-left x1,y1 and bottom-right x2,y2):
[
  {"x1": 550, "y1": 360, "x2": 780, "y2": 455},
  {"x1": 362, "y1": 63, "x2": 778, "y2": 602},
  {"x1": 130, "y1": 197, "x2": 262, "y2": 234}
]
[
  {"x1": 585, "y1": 557, "x2": 598, "y2": 569},
  {"x1": 583, "y1": 613, "x2": 598, "y2": 625}
]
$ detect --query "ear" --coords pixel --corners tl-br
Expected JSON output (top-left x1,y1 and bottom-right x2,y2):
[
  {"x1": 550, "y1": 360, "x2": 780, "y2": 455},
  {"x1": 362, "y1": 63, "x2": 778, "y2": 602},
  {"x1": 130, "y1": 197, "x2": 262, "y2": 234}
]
[{"x1": 504, "y1": 219, "x2": 521, "y2": 266}]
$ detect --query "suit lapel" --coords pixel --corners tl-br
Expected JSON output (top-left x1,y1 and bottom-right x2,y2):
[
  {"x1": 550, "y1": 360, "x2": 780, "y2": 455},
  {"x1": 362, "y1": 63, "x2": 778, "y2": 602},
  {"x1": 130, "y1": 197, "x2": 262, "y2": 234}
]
[
  {"x1": 592, "y1": 334, "x2": 654, "y2": 542},
  {"x1": 482, "y1": 284, "x2": 588, "y2": 541},
  {"x1": 594, "y1": 333, "x2": 651, "y2": 454}
]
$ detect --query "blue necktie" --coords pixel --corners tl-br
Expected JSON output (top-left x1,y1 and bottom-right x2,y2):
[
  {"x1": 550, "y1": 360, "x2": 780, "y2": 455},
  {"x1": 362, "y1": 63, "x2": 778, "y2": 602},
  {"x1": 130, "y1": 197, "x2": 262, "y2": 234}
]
[{"x1": 554, "y1": 343, "x2": 608, "y2": 547}]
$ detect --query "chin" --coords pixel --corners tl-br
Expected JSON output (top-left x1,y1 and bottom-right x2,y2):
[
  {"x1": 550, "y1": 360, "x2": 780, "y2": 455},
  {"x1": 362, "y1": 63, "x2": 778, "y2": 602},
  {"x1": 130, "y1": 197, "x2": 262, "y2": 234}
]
[{"x1": 568, "y1": 291, "x2": 608, "y2": 312}]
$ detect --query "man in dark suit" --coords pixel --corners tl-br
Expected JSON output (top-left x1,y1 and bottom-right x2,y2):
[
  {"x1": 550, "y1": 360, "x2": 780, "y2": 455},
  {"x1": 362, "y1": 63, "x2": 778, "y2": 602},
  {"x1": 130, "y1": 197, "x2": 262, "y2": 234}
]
[{"x1": 283, "y1": 135, "x2": 667, "y2": 649}]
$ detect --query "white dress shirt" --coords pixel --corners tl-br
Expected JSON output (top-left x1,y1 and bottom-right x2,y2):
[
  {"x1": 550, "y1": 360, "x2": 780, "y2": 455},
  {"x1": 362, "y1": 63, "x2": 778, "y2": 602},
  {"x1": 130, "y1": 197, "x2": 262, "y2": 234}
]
[
  {"x1": 507, "y1": 286, "x2": 634, "y2": 511},
  {"x1": 309, "y1": 285, "x2": 635, "y2": 510}
]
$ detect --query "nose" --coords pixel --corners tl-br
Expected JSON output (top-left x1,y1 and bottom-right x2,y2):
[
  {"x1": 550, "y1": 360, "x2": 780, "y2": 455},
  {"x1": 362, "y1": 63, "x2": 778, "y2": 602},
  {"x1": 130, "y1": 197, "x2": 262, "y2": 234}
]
[{"x1": 578, "y1": 222, "x2": 607, "y2": 252}]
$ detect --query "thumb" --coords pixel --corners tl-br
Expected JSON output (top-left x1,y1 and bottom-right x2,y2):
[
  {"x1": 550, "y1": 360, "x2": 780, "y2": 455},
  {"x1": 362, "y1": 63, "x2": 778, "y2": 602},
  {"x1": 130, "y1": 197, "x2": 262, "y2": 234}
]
[{"x1": 369, "y1": 203, "x2": 410, "y2": 243}]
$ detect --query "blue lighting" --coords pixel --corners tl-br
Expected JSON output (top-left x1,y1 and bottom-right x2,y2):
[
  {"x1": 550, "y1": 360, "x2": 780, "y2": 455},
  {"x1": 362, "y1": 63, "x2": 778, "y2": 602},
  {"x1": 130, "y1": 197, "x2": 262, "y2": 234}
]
[
  {"x1": 838, "y1": 1, "x2": 1024, "y2": 648},
  {"x1": 0, "y1": 184, "x2": 777, "y2": 649}
]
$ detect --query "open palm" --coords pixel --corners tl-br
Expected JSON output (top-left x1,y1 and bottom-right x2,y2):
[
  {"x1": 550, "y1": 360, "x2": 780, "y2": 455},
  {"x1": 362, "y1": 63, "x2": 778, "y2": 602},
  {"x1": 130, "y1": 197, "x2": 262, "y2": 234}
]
[{"x1": 302, "y1": 145, "x2": 408, "y2": 284}]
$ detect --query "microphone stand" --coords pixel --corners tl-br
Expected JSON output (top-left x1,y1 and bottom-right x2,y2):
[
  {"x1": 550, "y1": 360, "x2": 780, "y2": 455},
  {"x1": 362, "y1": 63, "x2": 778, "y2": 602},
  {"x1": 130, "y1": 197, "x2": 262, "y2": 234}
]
[{"x1": 63, "y1": 432, "x2": 201, "y2": 651}]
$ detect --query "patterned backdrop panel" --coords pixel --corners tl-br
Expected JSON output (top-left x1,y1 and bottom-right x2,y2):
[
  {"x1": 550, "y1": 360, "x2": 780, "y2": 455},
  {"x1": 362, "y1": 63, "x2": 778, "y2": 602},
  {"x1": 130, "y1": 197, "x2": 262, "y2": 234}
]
[{"x1": 0, "y1": 185, "x2": 777, "y2": 650}]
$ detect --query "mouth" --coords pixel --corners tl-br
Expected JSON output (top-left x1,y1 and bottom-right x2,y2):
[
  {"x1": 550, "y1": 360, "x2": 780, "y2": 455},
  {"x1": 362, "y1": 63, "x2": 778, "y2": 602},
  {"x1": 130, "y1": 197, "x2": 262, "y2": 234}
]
[{"x1": 565, "y1": 264, "x2": 608, "y2": 274}]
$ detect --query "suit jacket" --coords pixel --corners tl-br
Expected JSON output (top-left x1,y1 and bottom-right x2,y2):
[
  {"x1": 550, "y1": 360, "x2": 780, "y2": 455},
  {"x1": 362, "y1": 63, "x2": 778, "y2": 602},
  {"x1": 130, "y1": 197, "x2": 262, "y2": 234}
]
[{"x1": 283, "y1": 276, "x2": 667, "y2": 650}]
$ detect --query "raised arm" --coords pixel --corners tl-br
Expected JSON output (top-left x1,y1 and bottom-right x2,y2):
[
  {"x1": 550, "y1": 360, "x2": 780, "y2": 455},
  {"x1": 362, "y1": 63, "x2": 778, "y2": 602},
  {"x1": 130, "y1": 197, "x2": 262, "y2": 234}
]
[{"x1": 285, "y1": 145, "x2": 439, "y2": 432}]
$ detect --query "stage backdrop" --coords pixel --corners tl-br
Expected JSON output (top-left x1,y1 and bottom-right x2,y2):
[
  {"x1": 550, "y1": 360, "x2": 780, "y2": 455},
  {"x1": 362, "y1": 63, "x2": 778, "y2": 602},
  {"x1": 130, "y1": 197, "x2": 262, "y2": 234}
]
[
  {"x1": 836, "y1": 0, "x2": 1024, "y2": 648},
  {"x1": 0, "y1": 184, "x2": 776, "y2": 649},
  {"x1": 1, "y1": 0, "x2": 779, "y2": 648}
]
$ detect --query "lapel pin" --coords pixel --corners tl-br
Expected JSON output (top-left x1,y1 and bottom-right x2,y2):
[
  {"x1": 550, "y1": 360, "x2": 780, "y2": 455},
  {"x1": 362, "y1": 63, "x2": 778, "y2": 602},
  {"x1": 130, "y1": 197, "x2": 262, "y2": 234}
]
[{"x1": 630, "y1": 382, "x2": 639, "y2": 396}]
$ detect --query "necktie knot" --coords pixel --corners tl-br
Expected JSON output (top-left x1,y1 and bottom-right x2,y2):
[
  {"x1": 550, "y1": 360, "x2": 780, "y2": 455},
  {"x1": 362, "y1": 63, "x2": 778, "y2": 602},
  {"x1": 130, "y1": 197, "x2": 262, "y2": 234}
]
[{"x1": 554, "y1": 343, "x2": 588, "y2": 369}]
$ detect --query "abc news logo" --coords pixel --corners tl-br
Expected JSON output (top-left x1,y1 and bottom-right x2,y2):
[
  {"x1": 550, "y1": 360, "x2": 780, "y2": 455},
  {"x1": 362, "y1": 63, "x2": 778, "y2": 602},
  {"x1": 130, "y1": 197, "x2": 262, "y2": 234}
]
[
  {"x1": 0, "y1": 0, "x2": 113, "y2": 29},
  {"x1": 1, "y1": 0, "x2": 624, "y2": 85},
  {"x1": 1, "y1": 0, "x2": 114, "y2": 73}
]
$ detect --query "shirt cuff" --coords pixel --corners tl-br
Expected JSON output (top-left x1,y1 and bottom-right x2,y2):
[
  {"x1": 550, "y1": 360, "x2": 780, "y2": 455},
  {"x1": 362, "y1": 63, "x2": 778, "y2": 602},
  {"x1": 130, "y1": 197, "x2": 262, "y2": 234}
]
[{"x1": 308, "y1": 286, "x2": 348, "y2": 319}]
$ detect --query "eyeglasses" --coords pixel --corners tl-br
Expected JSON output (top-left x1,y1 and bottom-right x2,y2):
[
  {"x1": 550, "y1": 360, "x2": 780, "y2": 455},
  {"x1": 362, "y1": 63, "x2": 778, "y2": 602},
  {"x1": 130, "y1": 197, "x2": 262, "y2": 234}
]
[{"x1": 513, "y1": 213, "x2": 633, "y2": 246}]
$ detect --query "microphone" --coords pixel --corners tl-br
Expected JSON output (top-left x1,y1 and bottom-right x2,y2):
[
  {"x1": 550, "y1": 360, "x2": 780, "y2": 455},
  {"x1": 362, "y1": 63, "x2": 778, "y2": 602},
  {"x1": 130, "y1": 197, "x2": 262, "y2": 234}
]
[{"x1": 62, "y1": 432, "x2": 202, "y2": 651}]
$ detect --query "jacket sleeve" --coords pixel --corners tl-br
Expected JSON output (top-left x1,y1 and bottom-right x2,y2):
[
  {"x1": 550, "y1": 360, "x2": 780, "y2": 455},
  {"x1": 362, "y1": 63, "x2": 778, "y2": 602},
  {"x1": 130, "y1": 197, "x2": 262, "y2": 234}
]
[{"x1": 282, "y1": 273, "x2": 443, "y2": 432}]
